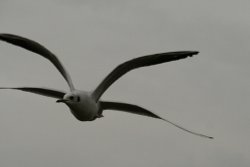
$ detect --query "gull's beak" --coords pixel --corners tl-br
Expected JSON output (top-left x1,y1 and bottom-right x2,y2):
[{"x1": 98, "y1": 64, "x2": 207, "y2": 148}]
[{"x1": 56, "y1": 99, "x2": 68, "y2": 103}]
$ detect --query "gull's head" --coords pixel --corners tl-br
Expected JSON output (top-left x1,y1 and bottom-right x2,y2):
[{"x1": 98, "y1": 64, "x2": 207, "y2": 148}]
[{"x1": 56, "y1": 92, "x2": 81, "y2": 104}]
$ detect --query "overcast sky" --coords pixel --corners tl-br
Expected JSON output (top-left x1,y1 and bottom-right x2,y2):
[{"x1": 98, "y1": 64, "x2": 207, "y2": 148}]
[{"x1": 0, "y1": 0, "x2": 249, "y2": 166}]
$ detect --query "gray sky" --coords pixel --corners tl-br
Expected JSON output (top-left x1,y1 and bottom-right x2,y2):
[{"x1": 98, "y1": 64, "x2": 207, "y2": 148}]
[{"x1": 0, "y1": 0, "x2": 249, "y2": 166}]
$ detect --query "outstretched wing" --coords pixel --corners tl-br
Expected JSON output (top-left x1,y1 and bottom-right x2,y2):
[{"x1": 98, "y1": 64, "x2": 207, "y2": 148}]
[
  {"x1": 92, "y1": 51, "x2": 198, "y2": 101},
  {"x1": 0, "y1": 33, "x2": 75, "y2": 91},
  {"x1": 100, "y1": 101, "x2": 213, "y2": 139},
  {"x1": 0, "y1": 87, "x2": 66, "y2": 99}
]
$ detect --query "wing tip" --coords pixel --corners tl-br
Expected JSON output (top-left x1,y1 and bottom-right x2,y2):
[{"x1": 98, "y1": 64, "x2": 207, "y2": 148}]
[
  {"x1": 188, "y1": 51, "x2": 199, "y2": 57},
  {"x1": 0, "y1": 33, "x2": 11, "y2": 38},
  {"x1": 0, "y1": 87, "x2": 9, "y2": 89},
  {"x1": 0, "y1": 33, "x2": 18, "y2": 42},
  {"x1": 193, "y1": 51, "x2": 199, "y2": 55},
  {"x1": 0, "y1": 33, "x2": 21, "y2": 40}
]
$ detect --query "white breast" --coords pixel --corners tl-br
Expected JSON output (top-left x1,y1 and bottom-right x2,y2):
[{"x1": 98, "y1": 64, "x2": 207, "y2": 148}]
[{"x1": 66, "y1": 90, "x2": 100, "y2": 121}]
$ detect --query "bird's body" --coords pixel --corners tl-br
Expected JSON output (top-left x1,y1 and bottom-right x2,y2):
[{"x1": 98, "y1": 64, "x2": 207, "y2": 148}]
[
  {"x1": 63, "y1": 90, "x2": 101, "y2": 121},
  {"x1": 0, "y1": 33, "x2": 213, "y2": 139}
]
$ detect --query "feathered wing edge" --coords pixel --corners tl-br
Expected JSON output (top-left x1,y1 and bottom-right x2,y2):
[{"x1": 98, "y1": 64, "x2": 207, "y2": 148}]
[
  {"x1": 92, "y1": 51, "x2": 199, "y2": 101},
  {"x1": 0, "y1": 33, "x2": 75, "y2": 91},
  {"x1": 0, "y1": 87, "x2": 66, "y2": 99},
  {"x1": 100, "y1": 101, "x2": 213, "y2": 139}
]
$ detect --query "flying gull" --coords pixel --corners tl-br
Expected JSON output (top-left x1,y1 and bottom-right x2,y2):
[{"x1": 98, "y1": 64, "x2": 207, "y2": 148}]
[{"x1": 0, "y1": 33, "x2": 213, "y2": 139}]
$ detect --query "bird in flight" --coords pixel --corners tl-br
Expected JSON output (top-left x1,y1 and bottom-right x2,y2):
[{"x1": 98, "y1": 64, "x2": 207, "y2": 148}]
[{"x1": 0, "y1": 33, "x2": 213, "y2": 139}]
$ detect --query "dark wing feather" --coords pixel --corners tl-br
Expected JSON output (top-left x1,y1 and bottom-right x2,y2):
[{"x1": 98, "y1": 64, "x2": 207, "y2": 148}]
[
  {"x1": 92, "y1": 51, "x2": 198, "y2": 101},
  {"x1": 0, "y1": 33, "x2": 75, "y2": 91},
  {"x1": 0, "y1": 87, "x2": 66, "y2": 99},
  {"x1": 101, "y1": 101, "x2": 162, "y2": 119},
  {"x1": 100, "y1": 101, "x2": 213, "y2": 139}
]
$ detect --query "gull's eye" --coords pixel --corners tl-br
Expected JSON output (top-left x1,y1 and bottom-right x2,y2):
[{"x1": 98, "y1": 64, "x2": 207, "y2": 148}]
[
  {"x1": 77, "y1": 96, "x2": 80, "y2": 102},
  {"x1": 69, "y1": 96, "x2": 74, "y2": 100}
]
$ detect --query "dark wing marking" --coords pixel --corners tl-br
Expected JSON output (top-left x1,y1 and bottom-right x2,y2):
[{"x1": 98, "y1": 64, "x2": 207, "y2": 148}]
[
  {"x1": 0, "y1": 33, "x2": 75, "y2": 91},
  {"x1": 0, "y1": 87, "x2": 66, "y2": 99},
  {"x1": 92, "y1": 51, "x2": 198, "y2": 101},
  {"x1": 100, "y1": 101, "x2": 213, "y2": 139},
  {"x1": 101, "y1": 101, "x2": 162, "y2": 119}
]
